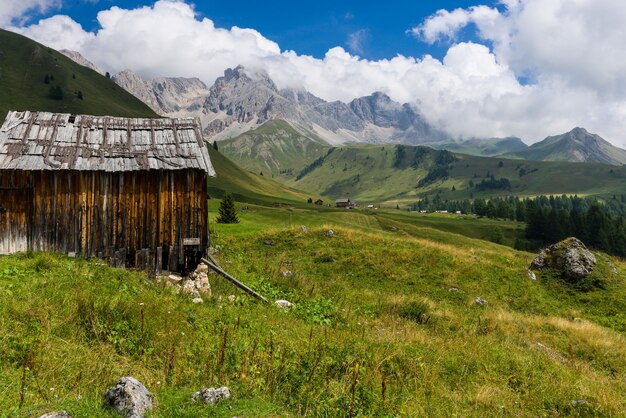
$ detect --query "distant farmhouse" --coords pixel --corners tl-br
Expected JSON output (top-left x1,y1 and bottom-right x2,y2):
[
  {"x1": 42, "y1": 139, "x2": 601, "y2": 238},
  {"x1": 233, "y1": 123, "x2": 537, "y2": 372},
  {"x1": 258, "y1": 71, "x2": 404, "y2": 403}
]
[
  {"x1": 0, "y1": 111, "x2": 215, "y2": 273},
  {"x1": 336, "y1": 198, "x2": 356, "y2": 208}
]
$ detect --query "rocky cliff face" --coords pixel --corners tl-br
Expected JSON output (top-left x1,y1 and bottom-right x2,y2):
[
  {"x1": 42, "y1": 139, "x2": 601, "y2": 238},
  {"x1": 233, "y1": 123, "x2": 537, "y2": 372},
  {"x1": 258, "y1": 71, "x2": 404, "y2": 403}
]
[
  {"x1": 111, "y1": 65, "x2": 446, "y2": 144},
  {"x1": 112, "y1": 69, "x2": 209, "y2": 115},
  {"x1": 60, "y1": 50, "x2": 103, "y2": 74}
]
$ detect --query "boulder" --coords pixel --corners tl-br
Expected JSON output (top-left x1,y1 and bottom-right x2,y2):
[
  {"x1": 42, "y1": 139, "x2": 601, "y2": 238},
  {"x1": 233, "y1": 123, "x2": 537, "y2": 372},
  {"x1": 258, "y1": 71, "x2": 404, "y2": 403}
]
[
  {"x1": 192, "y1": 297, "x2": 204, "y2": 304},
  {"x1": 39, "y1": 413, "x2": 70, "y2": 418},
  {"x1": 530, "y1": 237, "x2": 596, "y2": 280},
  {"x1": 191, "y1": 386, "x2": 231, "y2": 405},
  {"x1": 103, "y1": 377, "x2": 153, "y2": 418},
  {"x1": 527, "y1": 270, "x2": 536, "y2": 280},
  {"x1": 280, "y1": 270, "x2": 293, "y2": 278},
  {"x1": 325, "y1": 229, "x2": 335, "y2": 237},
  {"x1": 300, "y1": 225, "x2": 308, "y2": 233}
]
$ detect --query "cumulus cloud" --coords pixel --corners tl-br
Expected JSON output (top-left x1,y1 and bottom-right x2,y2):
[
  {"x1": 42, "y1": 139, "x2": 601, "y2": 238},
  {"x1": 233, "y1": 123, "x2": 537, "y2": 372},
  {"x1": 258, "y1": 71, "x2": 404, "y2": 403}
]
[
  {"x1": 5, "y1": 0, "x2": 626, "y2": 147},
  {"x1": 0, "y1": 0, "x2": 60, "y2": 26}
]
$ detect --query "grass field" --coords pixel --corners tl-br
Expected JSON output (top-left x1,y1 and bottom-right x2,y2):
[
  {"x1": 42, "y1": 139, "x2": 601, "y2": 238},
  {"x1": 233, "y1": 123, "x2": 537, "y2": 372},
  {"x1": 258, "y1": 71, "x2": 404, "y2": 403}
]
[{"x1": 1, "y1": 198, "x2": 624, "y2": 417}]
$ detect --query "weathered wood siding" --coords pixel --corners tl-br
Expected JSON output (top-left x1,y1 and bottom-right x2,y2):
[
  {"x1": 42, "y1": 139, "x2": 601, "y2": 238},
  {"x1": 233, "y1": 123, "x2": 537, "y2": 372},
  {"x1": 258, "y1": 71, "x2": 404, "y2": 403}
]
[{"x1": 0, "y1": 169, "x2": 208, "y2": 272}]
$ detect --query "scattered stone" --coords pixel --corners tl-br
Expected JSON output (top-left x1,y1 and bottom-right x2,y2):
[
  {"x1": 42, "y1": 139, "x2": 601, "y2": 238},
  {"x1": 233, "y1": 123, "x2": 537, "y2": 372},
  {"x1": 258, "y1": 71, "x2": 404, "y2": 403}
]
[
  {"x1": 529, "y1": 237, "x2": 596, "y2": 280},
  {"x1": 39, "y1": 412, "x2": 70, "y2": 418},
  {"x1": 325, "y1": 229, "x2": 335, "y2": 237},
  {"x1": 103, "y1": 377, "x2": 153, "y2": 418},
  {"x1": 474, "y1": 297, "x2": 488, "y2": 306},
  {"x1": 191, "y1": 386, "x2": 231, "y2": 405},
  {"x1": 281, "y1": 270, "x2": 293, "y2": 278},
  {"x1": 228, "y1": 294, "x2": 236, "y2": 303},
  {"x1": 263, "y1": 239, "x2": 275, "y2": 246},
  {"x1": 448, "y1": 287, "x2": 463, "y2": 292},
  {"x1": 196, "y1": 263, "x2": 209, "y2": 274},
  {"x1": 182, "y1": 280, "x2": 201, "y2": 299},
  {"x1": 192, "y1": 297, "x2": 204, "y2": 304},
  {"x1": 275, "y1": 299, "x2": 293, "y2": 309},
  {"x1": 167, "y1": 274, "x2": 183, "y2": 285},
  {"x1": 608, "y1": 263, "x2": 618, "y2": 274},
  {"x1": 195, "y1": 272, "x2": 211, "y2": 295},
  {"x1": 527, "y1": 270, "x2": 536, "y2": 281},
  {"x1": 300, "y1": 225, "x2": 308, "y2": 233},
  {"x1": 570, "y1": 399, "x2": 588, "y2": 407}
]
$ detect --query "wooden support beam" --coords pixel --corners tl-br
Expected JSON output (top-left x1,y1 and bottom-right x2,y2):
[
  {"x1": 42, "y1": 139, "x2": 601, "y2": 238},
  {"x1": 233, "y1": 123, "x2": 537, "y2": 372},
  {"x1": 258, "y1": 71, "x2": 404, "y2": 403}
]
[{"x1": 200, "y1": 257, "x2": 268, "y2": 303}]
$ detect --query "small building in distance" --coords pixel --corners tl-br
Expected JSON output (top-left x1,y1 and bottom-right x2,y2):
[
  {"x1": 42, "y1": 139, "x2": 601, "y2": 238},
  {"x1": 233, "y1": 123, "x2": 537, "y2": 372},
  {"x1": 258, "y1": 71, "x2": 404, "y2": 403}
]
[
  {"x1": 336, "y1": 198, "x2": 356, "y2": 208},
  {"x1": 0, "y1": 111, "x2": 215, "y2": 273}
]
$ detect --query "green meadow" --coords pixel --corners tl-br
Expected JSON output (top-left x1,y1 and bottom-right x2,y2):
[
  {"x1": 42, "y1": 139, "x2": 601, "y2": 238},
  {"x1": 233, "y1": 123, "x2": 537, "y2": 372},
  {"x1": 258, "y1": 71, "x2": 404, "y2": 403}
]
[{"x1": 1, "y1": 197, "x2": 624, "y2": 417}]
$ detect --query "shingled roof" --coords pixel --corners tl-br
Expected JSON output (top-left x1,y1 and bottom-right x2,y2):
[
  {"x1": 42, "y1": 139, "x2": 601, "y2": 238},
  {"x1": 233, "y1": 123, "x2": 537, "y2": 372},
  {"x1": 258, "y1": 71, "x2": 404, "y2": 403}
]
[{"x1": 0, "y1": 111, "x2": 215, "y2": 174}]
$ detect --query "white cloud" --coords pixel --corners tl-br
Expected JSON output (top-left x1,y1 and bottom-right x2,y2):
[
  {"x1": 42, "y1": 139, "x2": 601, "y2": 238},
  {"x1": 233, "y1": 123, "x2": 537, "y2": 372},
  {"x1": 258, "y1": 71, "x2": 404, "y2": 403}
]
[
  {"x1": 4, "y1": 0, "x2": 626, "y2": 147},
  {"x1": 346, "y1": 29, "x2": 369, "y2": 55},
  {"x1": 0, "y1": 0, "x2": 60, "y2": 26}
]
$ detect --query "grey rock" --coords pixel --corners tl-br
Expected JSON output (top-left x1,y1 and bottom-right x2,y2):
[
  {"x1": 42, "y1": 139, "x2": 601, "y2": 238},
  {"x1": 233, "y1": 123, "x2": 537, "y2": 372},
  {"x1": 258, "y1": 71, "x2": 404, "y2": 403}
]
[
  {"x1": 527, "y1": 270, "x2": 536, "y2": 280},
  {"x1": 570, "y1": 399, "x2": 588, "y2": 407},
  {"x1": 474, "y1": 297, "x2": 488, "y2": 306},
  {"x1": 191, "y1": 386, "x2": 231, "y2": 404},
  {"x1": 448, "y1": 287, "x2": 463, "y2": 293},
  {"x1": 275, "y1": 299, "x2": 293, "y2": 309},
  {"x1": 280, "y1": 270, "x2": 293, "y2": 278},
  {"x1": 192, "y1": 297, "x2": 204, "y2": 304},
  {"x1": 39, "y1": 412, "x2": 70, "y2": 418},
  {"x1": 325, "y1": 229, "x2": 335, "y2": 237},
  {"x1": 103, "y1": 377, "x2": 153, "y2": 418},
  {"x1": 182, "y1": 280, "x2": 201, "y2": 299},
  {"x1": 529, "y1": 237, "x2": 596, "y2": 280},
  {"x1": 167, "y1": 274, "x2": 183, "y2": 285},
  {"x1": 300, "y1": 225, "x2": 308, "y2": 233}
]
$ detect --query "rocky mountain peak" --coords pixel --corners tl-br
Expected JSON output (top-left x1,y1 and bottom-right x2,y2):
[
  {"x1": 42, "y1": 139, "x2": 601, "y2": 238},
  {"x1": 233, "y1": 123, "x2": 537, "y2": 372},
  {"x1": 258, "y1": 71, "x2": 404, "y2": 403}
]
[{"x1": 60, "y1": 49, "x2": 103, "y2": 74}]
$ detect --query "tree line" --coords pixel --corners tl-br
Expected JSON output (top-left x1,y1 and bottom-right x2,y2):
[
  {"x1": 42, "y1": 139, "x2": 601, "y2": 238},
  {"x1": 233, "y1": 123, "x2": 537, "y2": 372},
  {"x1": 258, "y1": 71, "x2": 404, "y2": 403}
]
[{"x1": 411, "y1": 194, "x2": 626, "y2": 257}]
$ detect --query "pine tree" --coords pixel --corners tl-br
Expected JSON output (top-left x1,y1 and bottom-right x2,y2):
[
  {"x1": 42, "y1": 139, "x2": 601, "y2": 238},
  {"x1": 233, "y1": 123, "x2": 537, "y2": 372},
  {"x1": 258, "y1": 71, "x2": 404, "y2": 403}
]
[
  {"x1": 213, "y1": 141, "x2": 219, "y2": 151},
  {"x1": 43, "y1": 73, "x2": 50, "y2": 84},
  {"x1": 217, "y1": 193, "x2": 239, "y2": 224}
]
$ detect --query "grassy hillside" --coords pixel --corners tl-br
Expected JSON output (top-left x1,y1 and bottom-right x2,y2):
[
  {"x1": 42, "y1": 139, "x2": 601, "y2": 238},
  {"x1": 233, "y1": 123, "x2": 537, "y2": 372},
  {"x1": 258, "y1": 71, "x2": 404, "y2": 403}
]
[
  {"x1": 206, "y1": 146, "x2": 312, "y2": 204},
  {"x1": 426, "y1": 137, "x2": 528, "y2": 157},
  {"x1": 505, "y1": 128, "x2": 626, "y2": 165},
  {"x1": 1, "y1": 200, "x2": 624, "y2": 416},
  {"x1": 0, "y1": 29, "x2": 157, "y2": 122},
  {"x1": 290, "y1": 144, "x2": 626, "y2": 206},
  {"x1": 218, "y1": 120, "x2": 329, "y2": 178}
]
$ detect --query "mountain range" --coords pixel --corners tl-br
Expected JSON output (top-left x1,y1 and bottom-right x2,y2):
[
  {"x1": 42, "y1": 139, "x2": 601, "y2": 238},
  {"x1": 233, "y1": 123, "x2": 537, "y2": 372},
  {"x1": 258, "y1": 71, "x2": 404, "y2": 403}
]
[
  {"x1": 504, "y1": 127, "x2": 626, "y2": 165},
  {"x1": 52, "y1": 46, "x2": 626, "y2": 168}
]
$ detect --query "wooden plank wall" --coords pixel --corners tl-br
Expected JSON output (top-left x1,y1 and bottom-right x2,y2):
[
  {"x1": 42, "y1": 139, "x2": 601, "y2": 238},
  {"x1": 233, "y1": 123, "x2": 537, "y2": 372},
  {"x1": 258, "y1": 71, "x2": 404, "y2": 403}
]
[
  {"x1": 0, "y1": 169, "x2": 208, "y2": 272},
  {"x1": 0, "y1": 171, "x2": 32, "y2": 254}
]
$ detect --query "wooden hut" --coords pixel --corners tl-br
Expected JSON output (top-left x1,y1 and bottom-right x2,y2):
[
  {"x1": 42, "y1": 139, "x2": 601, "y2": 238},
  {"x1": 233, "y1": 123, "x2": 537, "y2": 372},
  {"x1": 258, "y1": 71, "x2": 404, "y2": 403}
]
[{"x1": 0, "y1": 111, "x2": 215, "y2": 273}]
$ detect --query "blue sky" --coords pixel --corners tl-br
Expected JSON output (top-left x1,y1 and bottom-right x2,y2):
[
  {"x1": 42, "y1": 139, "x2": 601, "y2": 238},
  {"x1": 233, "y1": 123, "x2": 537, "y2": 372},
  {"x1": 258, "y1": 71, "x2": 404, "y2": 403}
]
[
  {"x1": 6, "y1": 0, "x2": 626, "y2": 146},
  {"x1": 26, "y1": 0, "x2": 494, "y2": 60}
]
